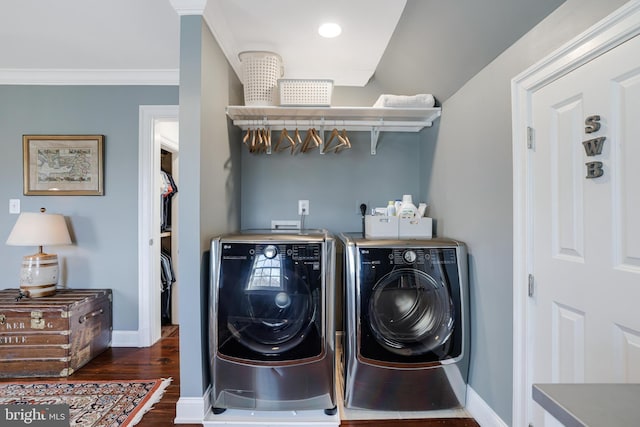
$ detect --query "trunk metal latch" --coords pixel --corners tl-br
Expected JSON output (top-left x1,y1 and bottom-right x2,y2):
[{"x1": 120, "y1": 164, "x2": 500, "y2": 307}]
[{"x1": 31, "y1": 311, "x2": 45, "y2": 329}]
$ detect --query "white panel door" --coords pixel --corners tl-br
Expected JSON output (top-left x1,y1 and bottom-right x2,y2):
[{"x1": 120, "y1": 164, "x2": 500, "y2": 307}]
[{"x1": 530, "y1": 34, "x2": 640, "y2": 426}]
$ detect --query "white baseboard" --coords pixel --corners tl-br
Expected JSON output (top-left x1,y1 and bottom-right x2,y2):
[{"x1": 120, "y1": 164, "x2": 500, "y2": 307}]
[
  {"x1": 111, "y1": 329, "x2": 163, "y2": 348},
  {"x1": 175, "y1": 385, "x2": 212, "y2": 424},
  {"x1": 111, "y1": 330, "x2": 142, "y2": 347},
  {"x1": 465, "y1": 385, "x2": 508, "y2": 427}
]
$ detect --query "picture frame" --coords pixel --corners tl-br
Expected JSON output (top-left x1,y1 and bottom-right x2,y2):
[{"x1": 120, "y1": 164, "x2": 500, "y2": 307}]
[{"x1": 23, "y1": 135, "x2": 104, "y2": 196}]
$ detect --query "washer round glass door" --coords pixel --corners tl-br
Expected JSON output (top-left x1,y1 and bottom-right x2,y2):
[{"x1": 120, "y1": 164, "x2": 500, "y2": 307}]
[
  {"x1": 368, "y1": 268, "x2": 454, "y2": 356},
  {"x1": 227, "y1": 251, "x2": 316, "y2": 356}
]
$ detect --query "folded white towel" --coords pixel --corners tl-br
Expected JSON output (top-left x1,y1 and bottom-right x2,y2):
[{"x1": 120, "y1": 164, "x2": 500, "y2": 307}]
[{"x1": 373, "y1": 93, "x2": 436, "y2": 108}]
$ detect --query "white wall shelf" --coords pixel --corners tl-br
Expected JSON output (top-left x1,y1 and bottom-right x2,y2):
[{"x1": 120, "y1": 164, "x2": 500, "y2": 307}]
[{"x1": 226, "y1": 105, "x2": 441, "y2": 154}]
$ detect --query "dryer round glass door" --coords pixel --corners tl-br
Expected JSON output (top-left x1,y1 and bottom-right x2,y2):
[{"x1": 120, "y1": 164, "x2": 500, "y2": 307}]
[{"x1": 368, "y1": 268, "x2": 454, "y2": 356}]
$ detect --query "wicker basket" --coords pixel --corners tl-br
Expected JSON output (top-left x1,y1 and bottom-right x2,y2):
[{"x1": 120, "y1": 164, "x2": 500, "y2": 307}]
[
  {"x1": 278, "y1": 79, "x2": 333, "y2": 106},
  {"x1": 239, "y1": 51, "x2": 284, "y2": 106}
]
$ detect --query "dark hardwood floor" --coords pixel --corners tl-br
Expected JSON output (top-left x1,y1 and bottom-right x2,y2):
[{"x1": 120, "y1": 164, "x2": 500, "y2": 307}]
[
  {"x1": 8, "y1": 326, "x2": 479, "y2": 426},
  {"x1": 59, "y1": 325, "x2": 198, "y2": 427}
]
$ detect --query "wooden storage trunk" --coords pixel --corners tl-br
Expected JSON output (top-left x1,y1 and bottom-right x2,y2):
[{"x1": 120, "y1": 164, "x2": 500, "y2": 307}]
[{"x1": 0, "y1": 288, "x2": 112, "y2": 378}]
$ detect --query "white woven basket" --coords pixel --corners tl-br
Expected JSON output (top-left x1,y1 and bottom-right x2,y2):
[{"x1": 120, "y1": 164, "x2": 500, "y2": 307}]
[
  {"x1": 239, "y1": 51, "x2": 284, "y2": 106},
  {"x1": 278, "y1": 79, "x2": 333, "y2": 106}
]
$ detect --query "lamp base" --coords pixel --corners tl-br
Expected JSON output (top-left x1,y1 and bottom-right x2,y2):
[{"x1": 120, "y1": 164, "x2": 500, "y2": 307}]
[{"x1": 19, "y1": 252, "x2": 59, "y2": 298}]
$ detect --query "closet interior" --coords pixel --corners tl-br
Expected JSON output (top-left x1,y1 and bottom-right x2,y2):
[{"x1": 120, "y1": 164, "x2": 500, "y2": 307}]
[{"x1": 160, "y1": 147, "x2": 178, "y2": 326}]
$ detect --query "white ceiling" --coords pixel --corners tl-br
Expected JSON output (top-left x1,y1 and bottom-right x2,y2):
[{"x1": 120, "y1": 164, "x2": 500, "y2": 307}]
[
  {"x1": 0, "y1": 0, "x2": 404, "y2": 87},
  {"x1": 0, "y1": 0, "x2": 180, "y2": 84},
  {"x1": 201, "y1": 0, "x2": 407, "y2": 86},
  {"x1": 0, "y1": 0, "x2": 566, "y2": 101}
]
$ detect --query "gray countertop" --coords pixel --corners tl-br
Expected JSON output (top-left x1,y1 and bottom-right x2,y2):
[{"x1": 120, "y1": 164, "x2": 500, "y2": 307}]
[{"x1": 532, "y1": 383, "x2": 640, "y2": 426}]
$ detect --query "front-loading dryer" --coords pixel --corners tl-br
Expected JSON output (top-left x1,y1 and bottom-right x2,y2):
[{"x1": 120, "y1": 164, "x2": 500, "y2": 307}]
[
  {"x1": 340, "y1": 233, "x2": 469, "y2": 411},
  {"x1": 209, "y1": 230, "x2": 336, "y2": 415}
]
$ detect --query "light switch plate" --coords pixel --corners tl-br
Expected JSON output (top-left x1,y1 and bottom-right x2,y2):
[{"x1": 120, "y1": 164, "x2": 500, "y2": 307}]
[{"x1": 9, "y1": 199, "x2": 20, "y2": 214}]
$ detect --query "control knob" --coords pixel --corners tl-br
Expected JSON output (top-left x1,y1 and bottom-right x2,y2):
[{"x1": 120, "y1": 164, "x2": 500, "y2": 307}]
[
  {"x1": 263, "y1": 245, "x2": 278, "y2": 259},
  {"x1": 403, "y1": 250, "x2": 417, "y2": 263}
]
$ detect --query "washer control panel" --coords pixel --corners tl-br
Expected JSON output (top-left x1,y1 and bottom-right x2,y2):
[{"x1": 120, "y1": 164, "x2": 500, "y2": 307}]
[{"x1": 224, "y1": 243, "x2": 321, "y2": 262}]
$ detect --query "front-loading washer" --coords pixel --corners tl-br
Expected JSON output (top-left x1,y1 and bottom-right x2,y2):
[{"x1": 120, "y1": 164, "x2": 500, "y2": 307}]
[
  {"x1": 209, "y1": 230, "x2": 336, "y2": 415},
  {"x1": 340, "y1": 233, "x2": 469, "y2": 411}
]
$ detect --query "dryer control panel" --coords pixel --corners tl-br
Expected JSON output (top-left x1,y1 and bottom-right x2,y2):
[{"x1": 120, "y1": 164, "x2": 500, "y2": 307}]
[{"x1": 378, "y1": 248, "x2": 457, "y2": 265}]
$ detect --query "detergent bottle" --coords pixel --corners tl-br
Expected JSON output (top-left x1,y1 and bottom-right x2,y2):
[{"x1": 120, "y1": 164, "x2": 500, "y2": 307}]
[{"x1": 398, "y1": 194, "x2": 418, "y2": 219}]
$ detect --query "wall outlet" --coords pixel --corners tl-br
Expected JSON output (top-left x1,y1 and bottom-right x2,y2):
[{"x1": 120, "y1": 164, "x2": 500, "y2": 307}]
[
  {"x1": 356, "y1": 200, "x2": 368, "y2": 216},
  {"x1": 298, "y1": 199, "x2": 309, "y2": 215}
]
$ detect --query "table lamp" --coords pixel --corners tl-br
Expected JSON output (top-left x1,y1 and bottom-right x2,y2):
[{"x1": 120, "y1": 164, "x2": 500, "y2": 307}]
[{"x1": 6, "y1": 207, "x2": 72, "y2": 298}]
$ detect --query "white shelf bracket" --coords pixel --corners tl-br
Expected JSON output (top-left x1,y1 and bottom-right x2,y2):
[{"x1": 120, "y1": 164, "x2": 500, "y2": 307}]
[{"x1": 371, "y1": 126, "x2": 381, "y2": 155}]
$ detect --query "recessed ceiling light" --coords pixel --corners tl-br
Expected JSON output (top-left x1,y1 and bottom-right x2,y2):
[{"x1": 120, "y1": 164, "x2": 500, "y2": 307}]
[{"x1": 318, "y1": 22, "x2": 342, "y2": 38}]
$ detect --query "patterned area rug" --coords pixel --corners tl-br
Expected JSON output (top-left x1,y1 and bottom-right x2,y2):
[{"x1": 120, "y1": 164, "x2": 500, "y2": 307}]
[{"x1": 0, "y1": 378, "x2": 171, "y2": 427}]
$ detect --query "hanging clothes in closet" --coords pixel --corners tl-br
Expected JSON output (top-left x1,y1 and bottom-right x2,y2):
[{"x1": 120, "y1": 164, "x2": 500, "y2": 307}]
[
  {"x1": 160, "y1": 249, "x2": 175, "y2": 325},
  {"x1": 160, "y1": 169, "x2": 178, "y2": 232},
  {"x1": 160, "y1": 168, "x2": 178, "y2": 324}
]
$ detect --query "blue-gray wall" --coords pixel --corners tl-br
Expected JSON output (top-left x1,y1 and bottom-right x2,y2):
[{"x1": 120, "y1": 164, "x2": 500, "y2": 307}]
[
  {"x1": 424, "y1": 0, "x2": 627, "y2": 423},
  {"x1": 177, "y1": 15, "x2": 242, "y2": 398},
  {"x1": 0, "y1": 85, "x2": 177, "y2": 331},
  {"x1": 240, "y1": 130, "x2": 428, "y2": 233}
]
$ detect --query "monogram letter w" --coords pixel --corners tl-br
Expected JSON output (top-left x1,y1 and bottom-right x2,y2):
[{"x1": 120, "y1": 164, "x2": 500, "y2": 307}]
[{"x1": 582, "y1": 137, "x2": 606, "y2": 156}]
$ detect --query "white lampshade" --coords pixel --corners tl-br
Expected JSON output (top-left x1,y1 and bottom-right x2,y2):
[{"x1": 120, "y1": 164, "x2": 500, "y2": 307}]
[
  {"x1": 6, "y1": 208, "x2": 71, "y2": 298},
  {"x1": 6, "y1": 211, "x2": 71, "y2": 247}
]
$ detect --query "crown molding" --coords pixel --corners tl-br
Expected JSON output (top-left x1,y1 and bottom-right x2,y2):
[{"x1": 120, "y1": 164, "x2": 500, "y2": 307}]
[
  {"x1": 169, "y1": 0, "x2": 207, "y2": 15},
  {"x1": 0, "y1": 69, "x2": 179, "y2": 85}
]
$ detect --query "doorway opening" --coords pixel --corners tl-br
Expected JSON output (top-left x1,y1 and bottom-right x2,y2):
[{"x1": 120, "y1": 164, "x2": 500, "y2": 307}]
[{"x1": 138, "y1": 105, "x2": 179, "y2": 347}]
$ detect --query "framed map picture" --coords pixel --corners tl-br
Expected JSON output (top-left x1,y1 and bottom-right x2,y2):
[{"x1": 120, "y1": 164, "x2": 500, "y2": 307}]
[{"x1": 23, "y1": 135, "x2": 104, "y2": 196}]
